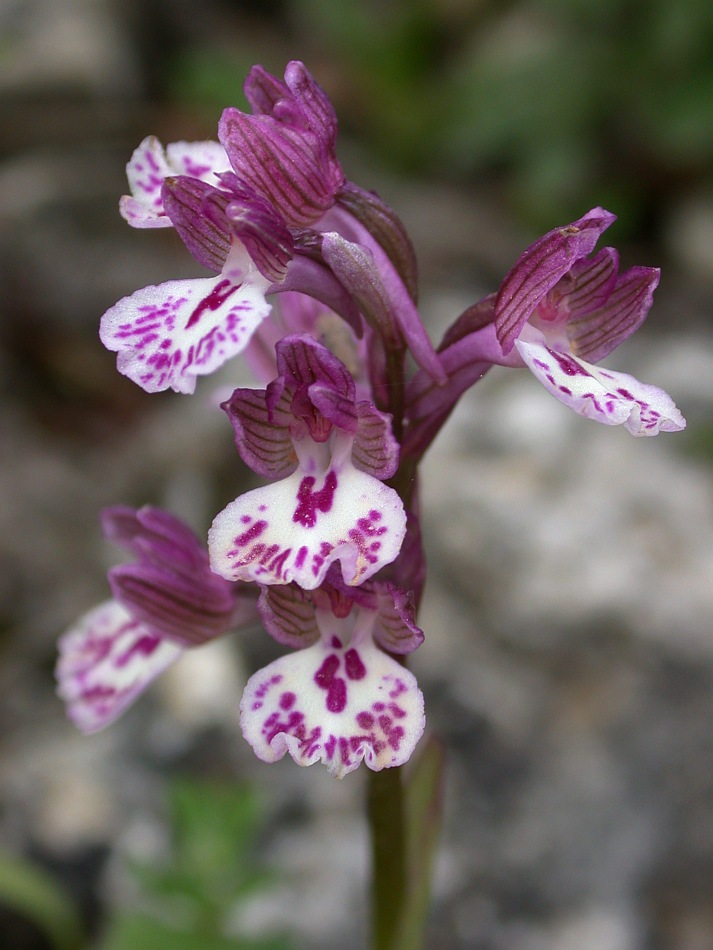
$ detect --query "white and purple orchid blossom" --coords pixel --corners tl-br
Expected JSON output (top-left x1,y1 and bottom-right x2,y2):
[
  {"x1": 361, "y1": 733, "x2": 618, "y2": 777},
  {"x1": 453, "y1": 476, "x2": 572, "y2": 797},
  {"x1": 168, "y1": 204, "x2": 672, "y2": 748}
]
[
  {"x1": 57, "y1": 506, "x2": 254, "y2": 733},
  {"x1": 209, "y1": 335, "x2": 406, "y2": 590},
  {"x1": 241, "y1": 575, "x2": 424, "y2": 777},
  {"x1": 102, "y1": 60, "x2": 443, "y2": 395},
  {"x1": 493, "y1": 207, "x2": 685, "y2": 435},
  {"x1": 403, "y1": 208, "x2": 685, "y2": 458}
]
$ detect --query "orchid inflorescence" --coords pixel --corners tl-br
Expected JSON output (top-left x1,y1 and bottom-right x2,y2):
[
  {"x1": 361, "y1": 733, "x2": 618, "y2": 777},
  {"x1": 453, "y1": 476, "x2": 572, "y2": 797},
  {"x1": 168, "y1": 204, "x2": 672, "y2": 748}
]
[{"x1": 57, "y1": 61, "x2": 685, "y2": 779}]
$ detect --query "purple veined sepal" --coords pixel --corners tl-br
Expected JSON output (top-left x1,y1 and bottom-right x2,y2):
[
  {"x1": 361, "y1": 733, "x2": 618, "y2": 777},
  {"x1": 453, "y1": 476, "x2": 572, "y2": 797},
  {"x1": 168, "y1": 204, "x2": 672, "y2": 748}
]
[
  {"x1": 240, "y1": 593, "x2": 425, "y2": 778},
  {"x1": 99, "y1": 241, "x2": 273, "y2": 394},
  {"x1": 56, "y1": 506, "x2": 257, "y2": 734},
  {"x1": 161, "y1": 172, "x2": 296, "y2": 282},
  {"x1": 257, "y1": 566, "x2": 425, "y2": 654},
  {"x1": 335, "y1": 181, "x2": 419, "y2": 304},
  {"x1": 219, "y1": 61, "x2": 345, "y2": 228},
  {"x1": 120, "y1": 136, "x2": 230, "y2": 228},
  {"x1": 102, "y1": 505, "x2": 247, "y2": 644},
  {"x1": 320, "y1": 231, "x2": 446, "y2": 384},
  {"x1": 494, "y1": 207, "x2": 617, "y2": 354},
  {"x1": 222, "y1": 333, "x2": 399, "y2": 478}
]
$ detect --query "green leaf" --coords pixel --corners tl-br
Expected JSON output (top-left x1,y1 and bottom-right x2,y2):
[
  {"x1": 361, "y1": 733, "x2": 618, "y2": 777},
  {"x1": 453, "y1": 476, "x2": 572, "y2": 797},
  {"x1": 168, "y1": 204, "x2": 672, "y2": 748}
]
[
  {"x1": 101, "y1": 779, "x2": 291, "y2": 948},
  {"x1": 0, "y1": 850, "x2": 84, "y2": 950},
  {"x1": 98, "y1": 912, "x2": 290, "y2": 950}
]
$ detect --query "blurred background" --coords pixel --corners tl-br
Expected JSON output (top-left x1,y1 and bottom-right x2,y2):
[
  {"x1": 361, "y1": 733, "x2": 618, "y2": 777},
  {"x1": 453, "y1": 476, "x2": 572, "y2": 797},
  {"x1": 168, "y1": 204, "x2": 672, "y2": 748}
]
[{"x1": 2, "y1": 0, "x2": 713, "y2": 947}]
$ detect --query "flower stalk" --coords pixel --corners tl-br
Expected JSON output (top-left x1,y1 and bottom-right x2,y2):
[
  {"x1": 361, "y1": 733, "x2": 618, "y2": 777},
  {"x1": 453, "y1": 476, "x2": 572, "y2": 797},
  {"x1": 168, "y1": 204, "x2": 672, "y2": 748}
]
[{"x1": 368, "y1": 765, "x2": 408, "y2": 950}]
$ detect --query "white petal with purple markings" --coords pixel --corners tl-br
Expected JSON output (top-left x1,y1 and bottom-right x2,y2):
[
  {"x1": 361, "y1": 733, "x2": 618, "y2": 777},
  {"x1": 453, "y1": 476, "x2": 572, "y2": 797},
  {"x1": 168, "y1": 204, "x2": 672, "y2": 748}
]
[
  {"x1": 209, "y1": 458, "x2": 406, "y2": 589},
  {"x1": 120, "y1": 136, "x2": 229, "y2": 228},
  {"x1": 56, "y1": 600, "x2": 183, "y2": 734},
  {"x1": 240, "y1": 624, "x2": 424, "y2": 778},
  {"x1": 516, "y1": 339, "x2": 686, "y2": 436},
  {"x1": 100, "y1": 243, "x2": 272, "y2": 393}
]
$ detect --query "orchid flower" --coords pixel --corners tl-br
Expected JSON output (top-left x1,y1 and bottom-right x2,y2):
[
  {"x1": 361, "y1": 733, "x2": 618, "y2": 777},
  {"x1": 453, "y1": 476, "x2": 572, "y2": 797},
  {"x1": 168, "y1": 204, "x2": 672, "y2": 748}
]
[
  {"x1": 493, "y1": 207, "x2": 685, "y2": 435},
  {"x1": 241, "y1": 575, "x2": 424, "y2": 777},
  {"x1": 209, "y1": 335, "x2": 406, "y2": 590},
  {"x1": 100, "y1": 242, "x2": 273, "y2": 394},
  {"x1": 102, "y1": 61, "x2": 348, "y2": 395},
  {"x1": 119, "y1": 136, "x2": 230, "y2": 228},
  {"x1": 57, "y1": 506, "x2": 253, "y2": 733},
  {"x1": 103, "y1": 60, "x2": 444, "y2": 394}
]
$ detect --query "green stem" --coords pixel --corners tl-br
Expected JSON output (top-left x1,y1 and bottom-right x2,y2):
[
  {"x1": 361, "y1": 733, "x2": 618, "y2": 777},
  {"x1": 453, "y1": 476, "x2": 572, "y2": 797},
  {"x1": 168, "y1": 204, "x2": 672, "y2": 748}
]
[
  {"x1": 366, "y1": 341, "x2": 438, "y2": 949},
  {"x1": 367, "y1": 765, "x2": 407, "y2": 950}
]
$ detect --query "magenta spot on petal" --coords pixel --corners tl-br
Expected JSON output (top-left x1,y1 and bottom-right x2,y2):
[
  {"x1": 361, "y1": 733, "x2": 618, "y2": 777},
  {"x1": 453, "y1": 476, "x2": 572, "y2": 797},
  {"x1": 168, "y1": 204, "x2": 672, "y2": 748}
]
[
  {"x1": 314, "y1": 654, "x2": 347, "y2": 713},
  {"x1": 314, "y1": 654, "x2": 339, "y2": 687},
  {"x1": 240, "y1": 514, "x2": 251, "y2": 524},
  {"x1": 345, "y1": 648, "x2": 366, "y2": 681},
  {"x1": 373, "y1": 702, "x2": 385, "y2": 712},
  {"x1": 184, "y1": 278, "x2": 242, "y2": 330},
  {"x1": 269, "y1": 547, "x2": 292, "y2": 578},
  {"x1": 326, "y1": 677, "x2": 347, "y2": 713},
  {"x1": 331, "y1": 636, "x2": 342, "y2": 648},
  {"x1": 279, "y1": 691, "x2": 296, "y2": 710},
  {"x1": 293, "y1": 470, "x2": 337, "y2": 527},
  {"x1": 115, "y1": 635, "x2": 161, "y2": 667},
  {"x1": 617, "y1": 387, "x2": 634, "y2": 400},
  {"x1": 549, "y1": 349, "x2": 589, "y2": 377},
  {"x1": 388, "y1": 726, "x2": 405, "y2": 749},
  {"x1": 295, "y1": 545, "x2": 308, "y2": 569},
  {"x1": 357, "y1": 711, "x2": 374, "y2": 729},
  {"x1": 252, "y1": 673, "x2": 282, "y2": 703},
  {"x1": 264, "y1": 709, "x2": 304, "y2": 744},
  {"x1": 234, "y1": 519, "x2": 268, "y2": 546}
]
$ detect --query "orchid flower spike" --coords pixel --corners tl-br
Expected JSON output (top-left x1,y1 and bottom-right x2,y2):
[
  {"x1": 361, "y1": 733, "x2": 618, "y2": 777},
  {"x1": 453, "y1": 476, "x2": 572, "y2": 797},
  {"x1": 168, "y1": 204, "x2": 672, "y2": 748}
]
[
  {"x1": 209, "y1": 334, "x2": 406, "y2": 589},
  {"x1": 56, "y1": 506, "x2": 253, "y2": 733},
  {"x1": 240, "y1": 577, "x2": 425, "y2": 777},
  {"x1": 493, "y1": 207, "x2": 685, "y2": 435}
]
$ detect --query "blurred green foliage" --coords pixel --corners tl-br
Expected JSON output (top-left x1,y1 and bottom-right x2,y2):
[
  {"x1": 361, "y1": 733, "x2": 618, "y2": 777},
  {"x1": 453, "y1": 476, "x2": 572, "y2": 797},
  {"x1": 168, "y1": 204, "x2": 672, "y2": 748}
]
[
  {"x1": 98, "y1": 779, "x2": 291, "y2": 950},
  {"x1": 0, "y1": 781, "x2": 290, "y2": 950},
  {"x1": 170, "y1": 0, "x2": 713, "y2": 236},
  {"x1": 0, "y1": 850, "x2": 84, "y2": 950}
]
